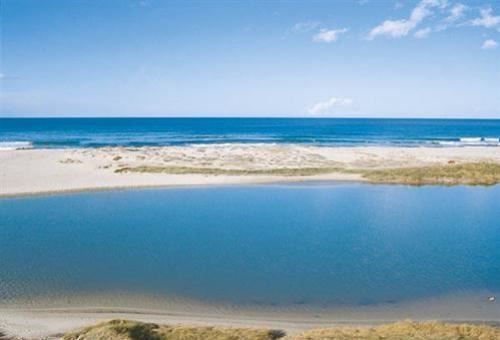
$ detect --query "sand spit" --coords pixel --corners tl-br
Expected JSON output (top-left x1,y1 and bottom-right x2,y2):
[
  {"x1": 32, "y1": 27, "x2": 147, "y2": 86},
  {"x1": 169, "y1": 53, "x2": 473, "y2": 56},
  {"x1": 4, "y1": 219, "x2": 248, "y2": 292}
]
[{"x1": 1, "y1": 145, "x2": 500, "y2": 196}]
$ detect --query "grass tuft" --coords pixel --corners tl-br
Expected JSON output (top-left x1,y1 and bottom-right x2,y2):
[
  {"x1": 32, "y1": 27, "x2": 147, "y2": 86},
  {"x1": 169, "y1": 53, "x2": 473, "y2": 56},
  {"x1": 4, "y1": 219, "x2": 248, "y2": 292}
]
[
  {"x1": 63, "y1": 319, "x2": 285, "y2": 340},
  {"x1": 115, "y1": 162, "x2": 500, "y2": 186},
  {"x1": 361, "y1": 162, "x2": 500, "y2": 186},
  {"x1": 294, "y1": 320, "x2": 500, "y2": 339},
  {"x1": 64, "y1": 320, "x2": 500, "y2": 340},
  {"x1": 115, "y1": 166, "x2": 345, "y2": 177}
]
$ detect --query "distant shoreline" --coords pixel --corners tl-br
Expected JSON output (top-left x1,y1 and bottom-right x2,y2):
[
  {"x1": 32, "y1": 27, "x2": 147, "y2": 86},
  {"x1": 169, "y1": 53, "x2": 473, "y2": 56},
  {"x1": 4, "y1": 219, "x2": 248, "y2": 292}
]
[{"x1": 1, "y1": 145, "x2": 500, "y2": 197}]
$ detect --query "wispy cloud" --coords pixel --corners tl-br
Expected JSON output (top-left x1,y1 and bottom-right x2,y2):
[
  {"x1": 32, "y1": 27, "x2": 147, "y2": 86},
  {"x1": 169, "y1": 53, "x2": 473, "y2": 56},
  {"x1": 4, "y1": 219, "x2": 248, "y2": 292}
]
[
  {"x1": 431, "y1": 3, "x2": 467, "y2": 32},
  {"x1": 292, "y1": 21, "x2": 321, "y2": 33},
  {"x1": 292, "y1": 22, "x2": 348, "y2": 43},
  {"x1": 308, "y1": 97, "x2": 352, "y2": 115},
  {"x1": 471, "y1": 7, "x2": 500, "y2": 28},
  {"x1": 414, "y1": 27, "x2": 432, "y2": 38},
  {"x1": 482, "y1": 39, "x2": 498, "y2": 49},
  {"x1": 313, "y1": 28, "x2": 348, "y2": 43},
  {"x1": 368, "y1": 0, "x2": 446, "y2": 39},
  {"x1": 444, "y1": 3, "x2": 467, "y2": 23}
]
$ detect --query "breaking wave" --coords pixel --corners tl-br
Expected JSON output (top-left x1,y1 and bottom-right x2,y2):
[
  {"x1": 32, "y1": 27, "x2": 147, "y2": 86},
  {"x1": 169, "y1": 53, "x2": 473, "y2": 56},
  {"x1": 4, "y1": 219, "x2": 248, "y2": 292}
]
[{"x1": 0, "y1": 141, "x2": 34, "y2": 151}]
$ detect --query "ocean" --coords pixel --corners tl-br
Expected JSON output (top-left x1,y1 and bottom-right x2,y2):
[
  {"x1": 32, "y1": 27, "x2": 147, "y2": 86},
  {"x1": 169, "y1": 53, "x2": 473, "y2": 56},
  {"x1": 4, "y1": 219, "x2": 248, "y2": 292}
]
[{"x1": 1, "y1": 118, "x2": 500, "y2": 149}]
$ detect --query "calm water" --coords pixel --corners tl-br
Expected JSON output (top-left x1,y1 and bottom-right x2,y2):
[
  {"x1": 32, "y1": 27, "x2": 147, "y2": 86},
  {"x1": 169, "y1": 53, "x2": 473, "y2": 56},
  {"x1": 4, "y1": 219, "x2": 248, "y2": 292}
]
[
  {"x1": 1, "y1": 118, "x2": 500, "y2": 149},
  {"x1": 1, "y1": 184, "x2": 499, "y2": 307}
]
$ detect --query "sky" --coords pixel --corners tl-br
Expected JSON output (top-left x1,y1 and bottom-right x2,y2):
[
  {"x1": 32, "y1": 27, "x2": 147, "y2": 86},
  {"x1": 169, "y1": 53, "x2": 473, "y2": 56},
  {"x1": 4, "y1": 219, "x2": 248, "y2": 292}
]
[{"x1": 0, "y1": 0, "x2": 499, "y2": 118}]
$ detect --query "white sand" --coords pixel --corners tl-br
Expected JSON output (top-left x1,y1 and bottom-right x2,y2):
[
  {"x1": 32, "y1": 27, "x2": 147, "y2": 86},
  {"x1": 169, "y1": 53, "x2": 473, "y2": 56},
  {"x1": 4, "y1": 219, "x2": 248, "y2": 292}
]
[{"x1": 1, "y1": 145, "x2": 499, "y2": 197}]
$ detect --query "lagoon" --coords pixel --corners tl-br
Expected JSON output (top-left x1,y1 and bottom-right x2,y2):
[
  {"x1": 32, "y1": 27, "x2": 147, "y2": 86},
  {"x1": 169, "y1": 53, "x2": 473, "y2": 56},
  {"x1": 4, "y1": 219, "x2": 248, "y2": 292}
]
[{"x1": 1, "y1": 183, "x2": 499, "y2": 309}]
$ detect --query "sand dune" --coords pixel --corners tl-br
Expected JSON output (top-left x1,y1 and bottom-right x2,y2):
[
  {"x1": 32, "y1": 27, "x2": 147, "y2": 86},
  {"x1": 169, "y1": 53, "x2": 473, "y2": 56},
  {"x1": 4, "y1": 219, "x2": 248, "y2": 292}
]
[{"x1": 1, "y1": 145, "x2": 500, "y2": 197}]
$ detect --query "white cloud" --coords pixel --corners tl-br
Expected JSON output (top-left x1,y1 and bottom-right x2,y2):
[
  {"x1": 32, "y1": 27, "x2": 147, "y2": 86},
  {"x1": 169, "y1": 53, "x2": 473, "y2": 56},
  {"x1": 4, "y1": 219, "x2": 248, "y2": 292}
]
[
  {"x1": 482, "y1": 39, "x2": 498, "y2": 49},
  {"x1": 368, "y1": 0, "x2": 446, "y2": 39},
  {"x1": 368, "y1": 19, "x2": 415, "y2": 39},
  {"x1": 445, "y1": 3, "x2": 467, "y2": 23},
  {"x1": 471, "y1": 8, "x2": 500, "y2": 28},
  {"x1": 414, "y1": 27, "x2": 432, "y2": 38},
  {"x1": 313, "y1": 28, "x2": 348, "y2": 43},
  {"x1": 307, "y1": 97, "x2": 353, "y2": 115},
  {"x1": 292, "y1": 21, "x2": 321, "y2": 33},
  {"x1": 292, "y1": 22, "x2": 348, "y2": 44}
]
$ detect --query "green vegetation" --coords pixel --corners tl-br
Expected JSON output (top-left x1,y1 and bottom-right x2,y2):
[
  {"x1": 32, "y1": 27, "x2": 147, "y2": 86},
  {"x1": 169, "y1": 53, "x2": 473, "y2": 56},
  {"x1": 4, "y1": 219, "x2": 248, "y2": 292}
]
[
  {"x1": 115, "y1": 162, "x2": 500, "y2": 186},
  {"x1": 64, "y1": 320, "x2": 500, "y2": 340},
  {"x1": 361, "y1": 162, "x2": 500, "y2": 186},
  {"x1": 63, "y1": 319, "x2": 285, "y2": 340}
]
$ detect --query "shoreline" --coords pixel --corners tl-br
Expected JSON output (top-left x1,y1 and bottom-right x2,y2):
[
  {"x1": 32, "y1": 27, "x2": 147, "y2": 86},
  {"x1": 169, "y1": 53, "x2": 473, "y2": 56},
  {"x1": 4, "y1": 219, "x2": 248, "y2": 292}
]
[
  {"x1": 1, "y1": 290, "x2": 499, "y2": 338},
  {"x1": 1, "y1": 145, "x2": 499, "y2": 197},
  {"x1": 0, "y1": 177, "x2": 366, "y2": 199}
]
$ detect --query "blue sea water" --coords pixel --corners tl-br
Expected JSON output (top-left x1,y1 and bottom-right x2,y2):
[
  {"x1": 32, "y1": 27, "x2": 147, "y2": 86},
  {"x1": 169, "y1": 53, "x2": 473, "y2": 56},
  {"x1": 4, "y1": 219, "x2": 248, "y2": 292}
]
[
  {"x1": 1, "y1": 184, "x2": 499, "y2": 307},
  {"x1": 1, "y1": 118, "x2": 500, "y2": 149}
]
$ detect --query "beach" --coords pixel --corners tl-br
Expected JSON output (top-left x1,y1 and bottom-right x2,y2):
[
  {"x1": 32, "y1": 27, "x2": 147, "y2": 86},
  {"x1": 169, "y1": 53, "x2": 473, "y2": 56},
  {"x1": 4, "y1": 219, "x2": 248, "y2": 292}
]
[
  {"x1": 3, "y1": 0, "x2": 500, "y2": 335},
  {"x1": 1, "y1": 290, "x2": 499, "y2": 339},
  {"x1": 1, "y1": 145, "x2": 500, "y2": 197}
]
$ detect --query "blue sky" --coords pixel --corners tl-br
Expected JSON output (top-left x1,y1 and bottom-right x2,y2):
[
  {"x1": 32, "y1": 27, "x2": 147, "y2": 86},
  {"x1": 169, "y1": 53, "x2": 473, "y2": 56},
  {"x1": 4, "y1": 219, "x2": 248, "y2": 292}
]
[{"x1": 0, "y1": 0, "x2": 499, "y2": 117}]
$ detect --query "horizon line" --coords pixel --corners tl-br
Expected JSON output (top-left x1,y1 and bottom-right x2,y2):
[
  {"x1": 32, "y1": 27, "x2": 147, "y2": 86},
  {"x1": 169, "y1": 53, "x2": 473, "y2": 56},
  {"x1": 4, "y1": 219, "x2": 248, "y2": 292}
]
[{"x1": 0, "y1": 115, "x2": 499, "y2": 120}]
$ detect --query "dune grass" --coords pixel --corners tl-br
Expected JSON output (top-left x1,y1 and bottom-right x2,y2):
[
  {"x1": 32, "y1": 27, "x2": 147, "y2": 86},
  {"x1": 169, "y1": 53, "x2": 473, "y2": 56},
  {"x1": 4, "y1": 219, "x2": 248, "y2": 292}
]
[
  {"x1": 64, "y1": 320, "x2": 500, "y2": 340},
  {"x1": 115, "y1": 166, "x2": 345, "y2": 177},
  {"x1": 361, "y1": 162, "x2": 500, "y2": 186},
  {"x1": 293, "y1": 321, "x2": 500, "y2": 339},
  {"x1": 115, "y1": 162, "x2": 500, "y2": 186},
  {"x1": 63, "y1": 319, "x2": 285, "y2": 340}
]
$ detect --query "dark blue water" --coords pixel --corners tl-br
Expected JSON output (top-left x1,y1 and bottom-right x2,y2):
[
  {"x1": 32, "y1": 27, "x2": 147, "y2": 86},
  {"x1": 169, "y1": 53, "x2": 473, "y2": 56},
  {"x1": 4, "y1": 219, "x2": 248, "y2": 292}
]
[
  {"x1": 1, "y1": 184, "x2": 499, "y2": 307},
  {"x1": 1, "y1": 118, "x2": 500, "y2": 149}
]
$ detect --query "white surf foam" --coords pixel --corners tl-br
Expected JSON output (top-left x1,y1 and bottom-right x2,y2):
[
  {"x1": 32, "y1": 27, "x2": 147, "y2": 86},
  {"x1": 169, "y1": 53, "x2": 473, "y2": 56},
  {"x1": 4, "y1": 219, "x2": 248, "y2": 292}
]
[
  {"x1": 483, "y1": 137, "x2": 500, "y2": 144},
  {"x1": 436, "y1": 137, "x2": 500, "y2": 146},
  {"x1": 0, "y1": 141, "x2": 34, "y2": 151},
  {"x1": 460, "y1": 137, "x2": 483, "y2": 144}
]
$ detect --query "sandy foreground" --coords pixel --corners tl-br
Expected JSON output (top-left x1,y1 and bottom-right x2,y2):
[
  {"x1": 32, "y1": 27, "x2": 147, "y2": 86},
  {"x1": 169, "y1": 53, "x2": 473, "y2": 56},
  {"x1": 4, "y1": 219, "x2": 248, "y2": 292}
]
[
  {"x1": 0, "y1": 290, "x2": 499, "y2": 339},
  {"x1": 1, "y1": 144, "x2": 500, "y2": 197}
]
